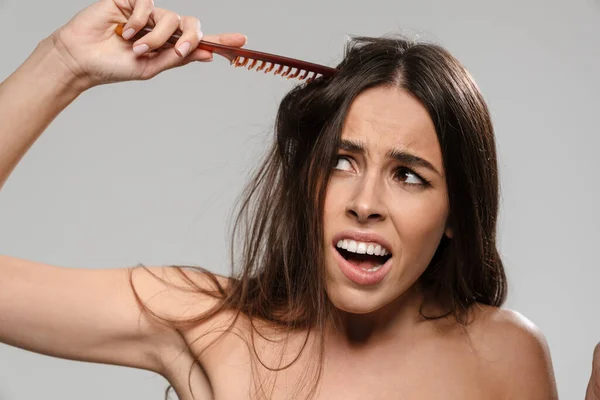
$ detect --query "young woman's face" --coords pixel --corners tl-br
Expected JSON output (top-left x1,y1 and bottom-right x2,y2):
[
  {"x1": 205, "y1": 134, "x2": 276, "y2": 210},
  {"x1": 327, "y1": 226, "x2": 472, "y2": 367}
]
[{"x1": 323, "y1": 85, "x2": 452, "y2": 315}]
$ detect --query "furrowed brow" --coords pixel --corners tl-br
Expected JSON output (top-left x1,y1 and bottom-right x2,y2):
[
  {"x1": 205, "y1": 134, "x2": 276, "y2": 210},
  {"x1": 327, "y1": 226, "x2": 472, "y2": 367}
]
[
  {"x1": 339, "y1": 139, "x2": 365, "y2": 153},
  {"x1": 338, "y1": 139, "x2": 440, "y2": 176},
  {"x1": 388, "y1": 148, "x2": 440, "y2": 176}
]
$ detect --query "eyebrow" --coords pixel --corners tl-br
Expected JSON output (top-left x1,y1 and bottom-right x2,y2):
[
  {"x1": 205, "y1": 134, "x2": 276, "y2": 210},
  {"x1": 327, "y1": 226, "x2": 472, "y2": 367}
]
[{"x1": 338, "y1": 139, "x2": 441, "y2": 176}]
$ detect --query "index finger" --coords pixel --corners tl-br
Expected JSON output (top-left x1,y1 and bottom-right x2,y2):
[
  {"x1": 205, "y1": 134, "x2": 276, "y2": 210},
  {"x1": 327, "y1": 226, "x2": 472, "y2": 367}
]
[{"x1": 119, "y1": 0, "x2": 155, "y2": 39}]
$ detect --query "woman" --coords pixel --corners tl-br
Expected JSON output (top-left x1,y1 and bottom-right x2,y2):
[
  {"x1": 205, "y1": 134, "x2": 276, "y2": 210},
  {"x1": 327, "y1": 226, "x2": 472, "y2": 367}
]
[{"x1": 0, "y1": 0, "x2": 559, "y2": 399}]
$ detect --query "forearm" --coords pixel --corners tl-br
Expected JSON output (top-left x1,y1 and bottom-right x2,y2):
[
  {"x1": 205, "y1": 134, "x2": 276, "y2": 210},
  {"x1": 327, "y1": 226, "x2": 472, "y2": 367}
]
[{"x1": 0, "y1": 37, "x2": 84, "y2": 191}]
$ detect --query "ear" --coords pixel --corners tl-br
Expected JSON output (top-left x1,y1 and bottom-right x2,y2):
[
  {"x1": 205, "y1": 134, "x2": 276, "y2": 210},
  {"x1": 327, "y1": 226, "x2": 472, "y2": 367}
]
[
  {"x1": 444, "y1": 225, "x2": 453, "y2": 239},
  {"x1": 444, "y1": 212, "x2": 453, "y2": 239}
]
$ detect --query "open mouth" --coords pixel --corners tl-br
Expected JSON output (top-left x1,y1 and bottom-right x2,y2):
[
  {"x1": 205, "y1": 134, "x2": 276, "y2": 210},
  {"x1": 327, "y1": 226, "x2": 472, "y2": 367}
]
[{"x1": 335, "y1": 247, "x2": 392, "y2": 272}]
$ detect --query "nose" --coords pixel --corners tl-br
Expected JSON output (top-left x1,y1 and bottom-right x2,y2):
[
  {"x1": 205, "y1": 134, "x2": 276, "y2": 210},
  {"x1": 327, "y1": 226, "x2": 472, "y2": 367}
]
[{"x1": 345, "y1": 174, "x2": 386, "y2": 223}]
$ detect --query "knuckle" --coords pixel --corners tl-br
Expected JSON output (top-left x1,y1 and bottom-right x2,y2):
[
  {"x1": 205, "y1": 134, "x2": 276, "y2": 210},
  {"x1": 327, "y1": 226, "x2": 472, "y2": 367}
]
[
  {"x1": 127, "y1": 15, "x2": 147, "y2": 27},
  {"x1": 182, "y1": 17, "x2": 201, "y2": 34},
  {"x1": 182, "y1": 15, "x2": 198, "y2": 24},
  {"x1": 155, "y1": 8, "x2": 180, "y2": 24},
  {"x1": 150, "y1": 6, "x2": 164, "y2": 17}
]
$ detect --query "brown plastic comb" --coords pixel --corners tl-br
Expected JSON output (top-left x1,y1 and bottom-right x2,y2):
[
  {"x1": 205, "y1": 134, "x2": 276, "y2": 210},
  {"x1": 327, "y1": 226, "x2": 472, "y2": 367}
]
[{"x1": 115, "y1": 23, "x2": 338, "y2": 82}]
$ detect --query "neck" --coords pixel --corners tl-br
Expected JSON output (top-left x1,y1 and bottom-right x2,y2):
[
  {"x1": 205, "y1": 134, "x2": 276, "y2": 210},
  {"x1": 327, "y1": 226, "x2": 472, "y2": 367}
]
[{"x1": 325, "y1": 285, "x2": 427, "y2": 348}]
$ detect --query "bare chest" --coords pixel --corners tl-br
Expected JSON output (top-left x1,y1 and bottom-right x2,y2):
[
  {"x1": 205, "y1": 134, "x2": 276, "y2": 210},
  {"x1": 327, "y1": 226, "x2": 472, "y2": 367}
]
[{"x1": 166, "y1": 331, "x2": 500, "y2": 400}]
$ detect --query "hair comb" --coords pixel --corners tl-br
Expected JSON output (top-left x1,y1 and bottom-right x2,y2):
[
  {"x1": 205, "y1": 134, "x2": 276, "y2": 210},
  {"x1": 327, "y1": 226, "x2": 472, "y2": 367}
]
[{"x1": 115, "y1": 23, "x2": 338, "y2": 82}]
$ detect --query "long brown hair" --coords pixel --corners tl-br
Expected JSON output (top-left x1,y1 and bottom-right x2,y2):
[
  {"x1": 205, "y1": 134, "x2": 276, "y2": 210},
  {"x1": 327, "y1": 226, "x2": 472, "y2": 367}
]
[{"x1": 130, "y1": 33, "x2": 507, "y2": 400}]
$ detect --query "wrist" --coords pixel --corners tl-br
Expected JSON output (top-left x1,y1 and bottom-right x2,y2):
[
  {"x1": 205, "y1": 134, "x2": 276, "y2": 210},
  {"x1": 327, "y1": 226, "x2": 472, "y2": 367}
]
[{"x1": 22, "y1": 36, "x2": 92, "y2": 97}]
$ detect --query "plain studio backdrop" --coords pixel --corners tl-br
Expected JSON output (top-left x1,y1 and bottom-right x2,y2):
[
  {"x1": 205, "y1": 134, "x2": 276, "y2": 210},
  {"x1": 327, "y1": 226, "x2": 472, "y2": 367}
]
[{"x1": 0, "y1": 0, "x2": 599, "y2": 398}]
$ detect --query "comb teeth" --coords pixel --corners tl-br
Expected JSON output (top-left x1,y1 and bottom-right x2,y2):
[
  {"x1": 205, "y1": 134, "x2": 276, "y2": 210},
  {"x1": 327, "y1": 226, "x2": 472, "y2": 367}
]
[
  {"x1": 115, "y1": 24, "x2": 337, "y2": 83},
  {"x1": 288, "y1": 68, "x2": 301, "y2": 79},
  {"x1": 230, "y1": 56, "x2": 320, "y2": 82},
  {"x1": 247, "y1": 59, "x2": 258, "y2": 70}
]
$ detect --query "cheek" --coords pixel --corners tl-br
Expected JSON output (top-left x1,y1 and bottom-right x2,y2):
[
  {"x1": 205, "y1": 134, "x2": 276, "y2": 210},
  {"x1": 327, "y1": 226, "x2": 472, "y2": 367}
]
[
  {"x1": 323, "y1": 181, "x2": 347, "y2": 227},
  {"x1": 390, "y1": 193, "x2": 449, "y2": 249}
]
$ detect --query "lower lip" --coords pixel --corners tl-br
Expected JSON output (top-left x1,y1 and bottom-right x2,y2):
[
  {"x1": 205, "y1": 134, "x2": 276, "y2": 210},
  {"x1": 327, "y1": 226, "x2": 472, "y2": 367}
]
[{"x1": 333, "y1": 245, "x2": 393, "y2": 286}]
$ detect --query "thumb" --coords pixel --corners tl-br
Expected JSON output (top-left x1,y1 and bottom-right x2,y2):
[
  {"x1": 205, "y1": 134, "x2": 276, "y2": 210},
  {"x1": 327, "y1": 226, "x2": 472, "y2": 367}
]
[
  {"x1": 203, "y1": 33, "x2": 248, "y2": 47},
  {"x1": 199, "y1": 33, "x2": 248, "y2": 62},
  {"x1": 585, "y1": 342, "x2": 600, "y2": 400}
]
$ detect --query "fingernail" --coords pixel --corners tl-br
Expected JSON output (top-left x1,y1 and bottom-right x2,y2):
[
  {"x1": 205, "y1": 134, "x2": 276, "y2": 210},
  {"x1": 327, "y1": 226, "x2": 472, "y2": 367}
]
[
  {"x1": 133, "y1": 43, "x2": 149, "y2": 55},
  {"x1": 177, "y1": 42, "x2": 191, "y2": 57},
  {"x1": 200, "y1": 57, "x2": 213, "y2": 62},
  {"x1": 122, "y1": 28, "x2": 135, "y2": 40}
]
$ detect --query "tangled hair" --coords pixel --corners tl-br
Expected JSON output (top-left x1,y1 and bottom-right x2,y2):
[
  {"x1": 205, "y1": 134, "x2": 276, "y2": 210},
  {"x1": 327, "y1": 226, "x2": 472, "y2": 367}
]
[{"x1": 130, "y1": 32, "x2": 506, "y2": 400}]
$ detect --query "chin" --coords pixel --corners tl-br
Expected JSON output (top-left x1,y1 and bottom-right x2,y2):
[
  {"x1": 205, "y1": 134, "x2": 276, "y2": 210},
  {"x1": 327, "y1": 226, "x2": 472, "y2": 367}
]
[
  {"x1": 324, "y1": 279, "x2": 394, "y2": 315},
  {"x1": 323, "y1": 245, "x2": 397, "y2": 314}
]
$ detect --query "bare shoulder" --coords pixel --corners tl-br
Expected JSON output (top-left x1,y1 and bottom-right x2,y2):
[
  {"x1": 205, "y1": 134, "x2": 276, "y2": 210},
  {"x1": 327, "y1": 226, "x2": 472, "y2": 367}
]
[
  {"x1": 467, "y1": 304, "x2": 559, "y2": 400},
  {"x1": 132, "y1": 264, "x2": 233, "y2": 317},
  {"x1": 129, "y1": 265, "x2": 237, "y2": 358}
]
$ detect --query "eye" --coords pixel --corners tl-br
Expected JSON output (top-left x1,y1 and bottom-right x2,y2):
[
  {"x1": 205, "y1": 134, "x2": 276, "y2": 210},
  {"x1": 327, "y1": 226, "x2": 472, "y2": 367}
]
[
  {"x1": 394, "y1": 167, "x2": 428, "y2": 186},
  {"x1": 333, "y1": 156, "x2": 353, "y2": 171}
]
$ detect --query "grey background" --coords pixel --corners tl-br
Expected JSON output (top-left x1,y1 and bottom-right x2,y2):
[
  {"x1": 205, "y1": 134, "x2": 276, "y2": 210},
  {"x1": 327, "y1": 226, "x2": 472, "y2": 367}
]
[{"x1": 1, "y1": 0, "x2": 599, "y2": 398}]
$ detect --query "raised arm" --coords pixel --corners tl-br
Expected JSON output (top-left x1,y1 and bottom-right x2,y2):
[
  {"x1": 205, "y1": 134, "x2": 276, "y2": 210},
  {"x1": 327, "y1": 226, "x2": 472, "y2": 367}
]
[
  {"x1": 0, "y1": 0, "x2": 245, "y2": 375},
  {"x1": 0, "y1": 0, "x2": 246, "y2": 191}
]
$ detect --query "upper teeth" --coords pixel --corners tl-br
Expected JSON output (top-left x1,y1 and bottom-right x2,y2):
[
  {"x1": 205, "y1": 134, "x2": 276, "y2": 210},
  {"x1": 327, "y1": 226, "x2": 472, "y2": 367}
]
[{"x1": 336, "y1": 240, "x2": 390, "y2": 256}]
